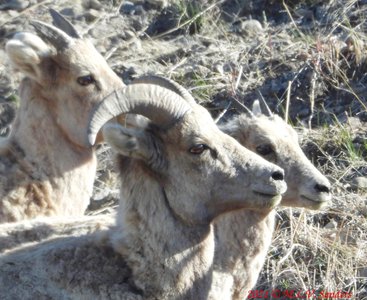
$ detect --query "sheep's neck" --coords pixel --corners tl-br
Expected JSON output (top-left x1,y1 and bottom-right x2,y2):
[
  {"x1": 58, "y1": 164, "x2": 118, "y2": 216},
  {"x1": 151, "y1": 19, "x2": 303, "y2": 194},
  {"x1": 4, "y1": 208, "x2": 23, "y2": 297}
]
[
  {"x1": 212, "y1": 210, "x2": 275, "y2": 300},
  {"x1": 1, "y1": 80, "x2": 96, "y2": 220},
  {"x1": 113, "y1": 159, "x2": 214, "y2": 300}
]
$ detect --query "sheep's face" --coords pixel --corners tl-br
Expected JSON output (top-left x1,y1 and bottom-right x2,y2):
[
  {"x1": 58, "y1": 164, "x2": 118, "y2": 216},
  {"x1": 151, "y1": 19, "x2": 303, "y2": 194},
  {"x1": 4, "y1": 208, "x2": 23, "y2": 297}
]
[
  {"x1": 221, "y1": 114, "x2": 331, "y2": 210},
  {"x1": 6, "y1": 33, "x2": 123, "y2": 149},
  {"x1": 103, "y1": 106, "x2": 287, "y2": 225}
]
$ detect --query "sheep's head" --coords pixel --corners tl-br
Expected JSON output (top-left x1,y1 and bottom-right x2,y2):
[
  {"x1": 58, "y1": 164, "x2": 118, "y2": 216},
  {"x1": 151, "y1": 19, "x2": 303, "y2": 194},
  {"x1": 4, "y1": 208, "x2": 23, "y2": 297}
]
[
  {"x1": 5, "y1": 9, "x2": 122, "y2": 148},
  {"x1": 128, "y1": 76, "x2": 331, "y2": 210},
  {"x1": 88, "y1": 84, "x2": 287, "y2": 225},
  {"x1": 220, "y1": 102, "x2": 331, "y2": 210}
]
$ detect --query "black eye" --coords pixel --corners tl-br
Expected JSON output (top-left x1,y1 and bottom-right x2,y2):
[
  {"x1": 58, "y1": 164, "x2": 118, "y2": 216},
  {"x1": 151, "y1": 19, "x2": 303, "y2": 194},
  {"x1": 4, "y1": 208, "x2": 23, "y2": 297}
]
[
  {"x1": 77, "y1": 75, "x2": 95, "y2": 86},
  {"x1": 189, "y1": 144, "x2": 209, "y2": 155},
  {"x1": 256, "y1": 144, "x2": 274, "y2": 156}
]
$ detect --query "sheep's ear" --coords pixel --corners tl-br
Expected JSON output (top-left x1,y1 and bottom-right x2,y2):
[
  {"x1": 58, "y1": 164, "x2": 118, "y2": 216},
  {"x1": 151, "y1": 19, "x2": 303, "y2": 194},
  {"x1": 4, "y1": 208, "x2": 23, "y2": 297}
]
[
  {"x1": 103, "y1": 123, "x2": 166, "y2": 172},
  {"x1": 252, "y1": 100, "x2": 262, "y2": 117},
  {"x1": 103, "y1": 123, "x2": 165, "y2": 167},
  {"x1": 6, "y1": 33, "x2": 51, "y2": 82}
]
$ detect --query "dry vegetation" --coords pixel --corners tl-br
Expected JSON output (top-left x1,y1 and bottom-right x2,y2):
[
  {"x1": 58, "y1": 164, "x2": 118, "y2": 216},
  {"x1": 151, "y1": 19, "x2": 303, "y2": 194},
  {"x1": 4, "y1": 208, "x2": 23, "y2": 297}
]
[{"x1": 0, "y1": 0, "x2": 366, "y2": 299}]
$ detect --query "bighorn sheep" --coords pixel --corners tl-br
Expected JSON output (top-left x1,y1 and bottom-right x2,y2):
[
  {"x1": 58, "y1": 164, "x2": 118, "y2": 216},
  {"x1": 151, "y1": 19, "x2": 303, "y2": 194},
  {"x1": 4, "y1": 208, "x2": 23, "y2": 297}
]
[
  {"x1": 0, "y1": 10, "x2": 124, "y2": 222},
  {"x1": 0, "y1": 214, "x2": 115, "y2": 253},
  {"x1": 126, "y1": 76, "x2": 331, "y2": 299},
  {"x1": 213, "y1": 102, "x2": 331, "y2": 299},
  {"x1": 0, "y1": 83, "x2": 286, "y2": 299}
]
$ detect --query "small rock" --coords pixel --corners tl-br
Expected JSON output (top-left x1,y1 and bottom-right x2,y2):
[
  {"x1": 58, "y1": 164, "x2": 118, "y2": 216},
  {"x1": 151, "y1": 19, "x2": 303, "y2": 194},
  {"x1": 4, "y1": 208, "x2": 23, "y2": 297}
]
[
  {"x1": 6, "y1": 9, "x2": 19, "y2": 17},
  {"x1": 324, "y1": 219, "x2": 337, "y2": 229},
  {"x1": 82, "y1": 0, "x2": 103, "y2": 10},
  {"x1": 124, "y1": 30, "x2": 136, "y2": 40},
  {"x1": 295, "y1": 8, "x2": 313, "y2": 20},
  {"x1": 145, "y1": 0, "x2": 168, "y2": 9},
  {"x1": 60, "y1": 7, "x2": 77, "y2": 17},
  {"x1": 232, "y1": 19, "x2": 263, "y2": 36},
  {"x1": 358, "y1": 267, "x2": 367, "y2": 277},
  {"x1": 357, "y1": 111, "x2": 367, "y2": 122},
  {"x1": 0, "y1": 0, "x2": 29, "y2": 11},
  {"x1": 84, "y1": 9, "x2": 100, "y2": 22},
  {"x1": 134, "y1": 5, "x2": 144, "y2": 15},
  {"x1": 120, "y1": 1, "x2": 136, "y2": 15},
  {"x1": 297, "y1": 108, "x2": 311, "y2": 118},
  {"x1": 89, "y1": 0, "x2": 103, "y2": 10},
  {"x1": 352, "y1": 177, "x2": 367, "y2": 191}
]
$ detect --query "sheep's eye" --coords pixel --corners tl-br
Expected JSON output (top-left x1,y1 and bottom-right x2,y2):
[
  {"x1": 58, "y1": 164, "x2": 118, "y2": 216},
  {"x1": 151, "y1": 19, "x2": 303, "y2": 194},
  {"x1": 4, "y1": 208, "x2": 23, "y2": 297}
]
[
  {"x1": 77, "y1": 75, "x2": 95, "y2": 86},
  {"x1": 189, "y1": 144, "x2": 209, "y2": 155},
  {"x1": 256, "y1": 144, "x2": 274, "y2": 156}
]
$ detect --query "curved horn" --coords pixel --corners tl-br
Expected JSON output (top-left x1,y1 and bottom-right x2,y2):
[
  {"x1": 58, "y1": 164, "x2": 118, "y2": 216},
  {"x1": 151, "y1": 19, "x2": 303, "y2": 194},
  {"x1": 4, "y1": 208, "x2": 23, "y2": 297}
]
[
  {"x1": 133, "y1": 75, "x2": 197, "y2": 106},
  {"x1": 50, "y1": 9, "x2": 81, "y2": 39},
  {"x1": 87, "y1": 84, "x2": 191, "y2": 146},
  {"x1": 30, "y1": 20, "x2": 73, "y2": 50}
]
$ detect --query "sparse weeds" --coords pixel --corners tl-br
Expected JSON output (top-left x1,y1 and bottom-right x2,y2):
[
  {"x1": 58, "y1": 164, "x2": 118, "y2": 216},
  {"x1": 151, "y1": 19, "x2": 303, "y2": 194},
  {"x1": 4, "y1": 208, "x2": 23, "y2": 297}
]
[
  {"x1": 0, "y1": 0, "x2": 366, "y2": 298},
  {"x1": 176, "y1": 0, "x2": 204, "y2": 34}
]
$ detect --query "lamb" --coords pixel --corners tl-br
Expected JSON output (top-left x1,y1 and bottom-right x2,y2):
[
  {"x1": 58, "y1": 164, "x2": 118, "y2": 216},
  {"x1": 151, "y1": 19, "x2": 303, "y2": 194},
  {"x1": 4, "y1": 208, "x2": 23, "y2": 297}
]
[
  {"x1": 212, "y1": 103, "x2": 331, "y2": 299},
  {"x1": 0, "y1": 83, "x2": 287, "y2": 299},
  {"x1": 0, "y1": 9, "x2": 124, "y2": 222},
  {"x1": 131, "y1": 76, "x2": 331, "y2": 299}
]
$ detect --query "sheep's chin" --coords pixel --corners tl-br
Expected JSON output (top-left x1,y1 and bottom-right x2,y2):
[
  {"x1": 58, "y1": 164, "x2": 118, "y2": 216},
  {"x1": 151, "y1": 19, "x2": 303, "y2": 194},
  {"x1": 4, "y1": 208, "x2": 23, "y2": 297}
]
[
  {"x1": 299, "y1": 195, "x2": 330, "y2": 210},
  {"x1": 251, "y1": 192, "x2": 282, "y2": 210}
]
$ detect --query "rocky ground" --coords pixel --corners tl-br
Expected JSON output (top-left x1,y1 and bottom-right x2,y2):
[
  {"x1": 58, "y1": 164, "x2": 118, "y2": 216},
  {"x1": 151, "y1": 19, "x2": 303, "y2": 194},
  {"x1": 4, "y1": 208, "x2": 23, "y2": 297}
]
[{"x1": 0, "y1": 0, "x2": 366, "y2": 299}]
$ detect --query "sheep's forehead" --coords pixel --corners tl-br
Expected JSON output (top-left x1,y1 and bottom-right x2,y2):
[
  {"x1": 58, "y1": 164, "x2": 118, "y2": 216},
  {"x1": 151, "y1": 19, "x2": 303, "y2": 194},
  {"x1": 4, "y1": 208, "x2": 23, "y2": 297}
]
[
  {"x1": 251, "y1": 115, "x2": 298, "y2": 142},
  {"x1": 177, "y1": 107, "x2": 224, "y2": 145},
  {"x1": 59, "y1": 39, "x2": 112, "y2": 75}
]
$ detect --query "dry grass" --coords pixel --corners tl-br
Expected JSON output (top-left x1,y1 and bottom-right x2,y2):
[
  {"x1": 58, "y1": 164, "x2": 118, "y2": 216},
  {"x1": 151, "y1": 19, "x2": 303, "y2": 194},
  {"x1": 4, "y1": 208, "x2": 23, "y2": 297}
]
[{"x1": 0, "y1": 0, "x2": 366, "y2": 298}]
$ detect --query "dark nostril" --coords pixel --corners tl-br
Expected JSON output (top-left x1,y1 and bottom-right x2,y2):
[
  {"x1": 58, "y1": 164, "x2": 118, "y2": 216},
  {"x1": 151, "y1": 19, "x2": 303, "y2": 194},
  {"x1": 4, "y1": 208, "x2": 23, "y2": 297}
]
[
  {"x1": 271, "y1": 170, "x2": 284, "y2": 181},
  {"x1": 315, "y1": 183, "x2": 330, "y2": 193}
]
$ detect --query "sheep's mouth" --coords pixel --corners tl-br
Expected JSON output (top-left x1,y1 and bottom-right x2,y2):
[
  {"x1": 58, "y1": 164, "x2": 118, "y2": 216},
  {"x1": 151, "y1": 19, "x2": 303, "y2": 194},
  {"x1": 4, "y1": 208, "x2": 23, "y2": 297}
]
[
  {"x1": 253, "y1": 191, "x2": 279, "y2": 197},
  {"x1": 252, "y1": 191, "x2": 282, "y2": 209},
  {"x1": 299, "y1": 195, "x2": 330, "y2": 209},
  {"x1": 300, "y1": 194, "x2": 330, "y2": 204}
]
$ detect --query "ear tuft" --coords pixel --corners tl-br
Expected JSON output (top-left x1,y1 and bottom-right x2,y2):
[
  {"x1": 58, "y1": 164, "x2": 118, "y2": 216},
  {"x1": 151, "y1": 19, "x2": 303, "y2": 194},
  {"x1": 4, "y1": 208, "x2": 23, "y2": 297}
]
[
  {"x1": 6, "y1": 32, "x2": 51, "y2": 81},
  {"x1": 102, "y1": 124, "x2": 138, "y2": 156},
  {"x1": 252, "y1": 100, "x2": 262, "y2": 117}
]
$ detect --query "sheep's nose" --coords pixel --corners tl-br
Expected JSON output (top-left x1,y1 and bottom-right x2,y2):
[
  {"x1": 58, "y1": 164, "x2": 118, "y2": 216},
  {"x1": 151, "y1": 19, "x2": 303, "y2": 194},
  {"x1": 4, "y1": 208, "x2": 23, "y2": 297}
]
[
  {"x1": 271, "y1": 169, "x2": 284, "y2": 181},
  {"x1": 314, "y1": 183, "x2": 330, "y2": 194}
]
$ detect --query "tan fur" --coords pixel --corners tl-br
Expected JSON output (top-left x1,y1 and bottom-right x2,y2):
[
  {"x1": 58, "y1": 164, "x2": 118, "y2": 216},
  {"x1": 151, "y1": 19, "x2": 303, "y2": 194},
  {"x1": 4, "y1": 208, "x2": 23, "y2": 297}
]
[
  {"x1": 0, "y1": 29, "x2": 123, "y2": 222},
  {"x1": 212, "y1": 112, "x2": 331, "y2": 299},
  {"x1": 0, "y1": 88, "x2": 286, "y2": 299},
  {"x1": 0, "y1": 214, "x2": 115, "y2": 253}
]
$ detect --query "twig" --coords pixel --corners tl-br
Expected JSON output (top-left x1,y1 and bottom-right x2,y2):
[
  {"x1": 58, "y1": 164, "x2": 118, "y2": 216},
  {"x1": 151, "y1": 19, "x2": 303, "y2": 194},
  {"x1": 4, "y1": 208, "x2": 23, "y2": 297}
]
[
  {"x1": 285, "y1": 80, "x2": 292, "y2": 123},
  {"x1": 214, "y1": 102, "x2": 231, "y2": 124},
  {"x1": 234, "y1": 65, "x2": 243, "y2": 91},
  {"x1": 282, "y1": 1, "x2": 305, "y2": 40},
  {"x1": 309, "y1": 69, "x2": 317, "y2": 129}
]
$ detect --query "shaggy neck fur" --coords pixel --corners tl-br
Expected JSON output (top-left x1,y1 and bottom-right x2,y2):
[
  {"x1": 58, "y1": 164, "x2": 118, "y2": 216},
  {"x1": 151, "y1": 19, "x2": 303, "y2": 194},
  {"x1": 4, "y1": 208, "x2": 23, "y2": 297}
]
[
  {"x1": 112, "y1": 156, "x2": 215, "y2": 300},
  {"x1": 211, "y1": 209, "x2": 275, "y2": 300},
  {"x1": 0, "y1": 79, "x2": 96, "y2": 222}
]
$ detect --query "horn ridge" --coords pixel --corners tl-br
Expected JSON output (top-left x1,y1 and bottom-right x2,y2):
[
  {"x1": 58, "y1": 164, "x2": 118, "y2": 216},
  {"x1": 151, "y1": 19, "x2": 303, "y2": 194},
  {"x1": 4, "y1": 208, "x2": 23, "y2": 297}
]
[
  {"x1": 87, "y1": 84, "x2": 192, "y2": 146},
  {"x1": 30, "y1": 20, "x2": 73, "y2": 50},
  {"x1": 133, "y1": 75, "x2": 197, "y2": 105}
]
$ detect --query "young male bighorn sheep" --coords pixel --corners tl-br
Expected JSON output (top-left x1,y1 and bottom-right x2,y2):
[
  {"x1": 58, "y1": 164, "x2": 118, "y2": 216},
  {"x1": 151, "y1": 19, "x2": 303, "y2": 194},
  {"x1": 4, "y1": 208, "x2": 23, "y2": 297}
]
[
  {"x1": 0, "y1": 83, "x2": 286, "y2": 299},
  {"x1": 0, "y1": 10, "x2": 124, "y2": 222},
  {"x1": 129, "y1": 76, "x2": 331, "y2": 300}
]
